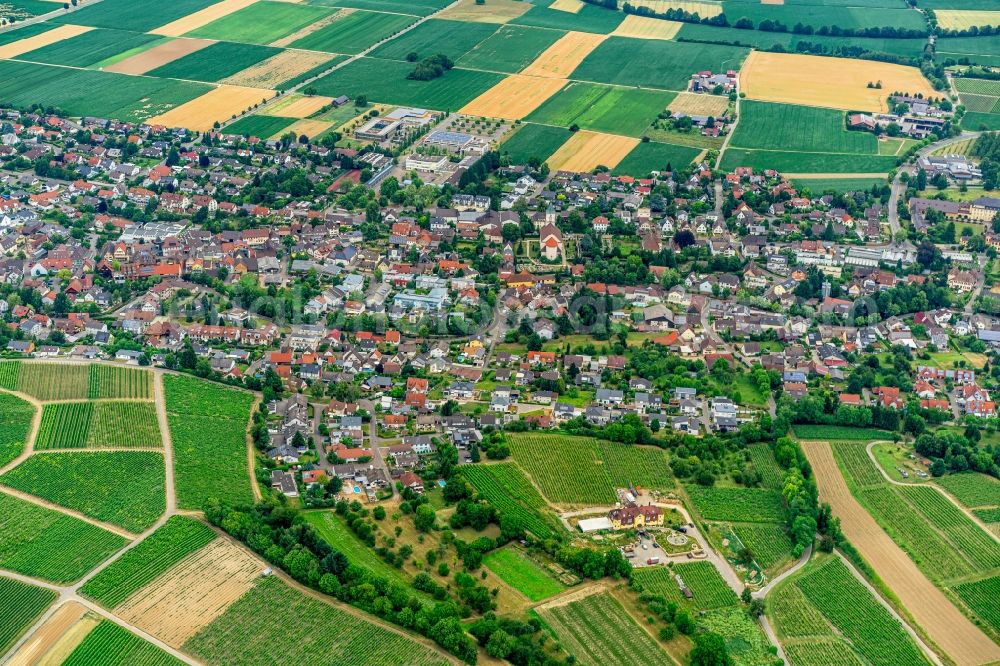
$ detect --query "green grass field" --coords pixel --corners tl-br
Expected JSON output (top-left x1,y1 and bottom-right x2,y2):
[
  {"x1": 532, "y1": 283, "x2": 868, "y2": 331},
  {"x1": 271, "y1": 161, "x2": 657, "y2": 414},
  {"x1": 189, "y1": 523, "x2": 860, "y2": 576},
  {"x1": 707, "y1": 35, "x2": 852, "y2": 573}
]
[
  {"x1": 81, "y1": 516, "x2": 216, "y2": 608},
  {"x1": 500, "y1": 123, "x2": 571, "y2": 165},
  {"x1": 369, "y1": 18, "x2": 495, "y2": 62},
  {"x1": 0, "y1": 492, "x2": 127, "y2": 583},
  {"x1": 309, "y1": 0, "x2": 446, "y2": 15},
  {"x1": 303, "y1": 511, "x2": 412, "y2": 587},
  {"x1": 184, "y1": 576, "x2": 450, "y2": 665},
  {"x1": 457, "y1": 25, "x2": 564, "y2": 74},
  {"x1": 292, "y1": 10, "x2": 417, "y2": 54},
  {"x1": 794, "y1": 425, "x2": 893, "y2": 441},
  {"x1": 538, "y1": 591, "x2": 670, "y2": 666},
  {"x1": 310, "y1": 57, "x2": 503, "y2": 110},
  {"x1": 188, "y1": 1, "x2": 333, "y2": 44},
  {"x1": 612, "y1": 141, "x2": 703, "y2": 176},
  {"x1": 0, "y1": 60, "x2": 210, "y2": 122},
  {"x1": 722, "y1": 0, "x2": 926, "y2": 31},
  {"x1": 148, "y1": 41, "x2": 281, "y2": 83},
  {"x1": 720, "y1": 148, "x2": 898, "y2": 174},
  {"x1": 527, "y1": 82, "x2": 673, "y2": 137},
  {"x1": 0, "y1": 451, "x2": 165, "y2": 533},
  {"x1": 0, "y1": 576, "x2": 57, "y2": 655},
  {"x1": 792, "y1": 177, "x2": 886, "y2": 193},
  {"x1": 0, "y1": 393, "x2": 33, "y2": 469},
  {"x1": 936, "y1": 473, "x2": 1000, "y2": 508},
  {"x1": 571, "y1": 37, "x2": 749, "y2": 92},
  {"x1": 226, "y1": 114, "x2": 298, "y2": 138},
  {"x1": 18, "y1": 28, "x2": 159, "y2": 68},
  {"x1": 635, "y1": 562, "x2": 738, "y2": 610},
  {"x1": 484, "y1": 547, "x2": 564, "y2": 601},
  {"x1": 510, "y1": 3, "x2": 624, "y2": 33},
  {"x1": 163, "y1": 374, "x2": 255, "y2": 510},
  {"x1": 52, "y1": 0, "x2": 220, "y2": 31},
  {"x1": 731, "y1": 101, "x2": 877, "y2": 154}
]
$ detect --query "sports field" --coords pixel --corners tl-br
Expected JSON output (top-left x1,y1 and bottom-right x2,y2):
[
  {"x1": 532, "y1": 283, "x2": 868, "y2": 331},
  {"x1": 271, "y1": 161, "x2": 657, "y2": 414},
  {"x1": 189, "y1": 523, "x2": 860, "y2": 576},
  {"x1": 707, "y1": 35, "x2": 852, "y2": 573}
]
[{"x1": 740, "y1": 51, "x2": 936, "y2": 113}]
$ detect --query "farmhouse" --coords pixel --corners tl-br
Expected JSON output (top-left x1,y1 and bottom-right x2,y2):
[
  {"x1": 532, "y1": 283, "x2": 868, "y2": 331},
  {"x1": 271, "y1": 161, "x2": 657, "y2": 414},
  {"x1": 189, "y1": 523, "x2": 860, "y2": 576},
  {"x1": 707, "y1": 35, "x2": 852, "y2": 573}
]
[{"x1": 608, "y1": 504, "x2": 664, "y2": 529}]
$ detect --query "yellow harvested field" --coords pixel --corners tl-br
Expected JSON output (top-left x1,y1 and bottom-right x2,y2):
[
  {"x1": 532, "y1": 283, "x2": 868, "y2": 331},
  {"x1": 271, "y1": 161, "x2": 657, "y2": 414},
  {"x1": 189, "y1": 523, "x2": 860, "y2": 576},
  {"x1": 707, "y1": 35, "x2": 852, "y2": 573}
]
[
  {"x1": 612, "y1": 15, "x2": 682, "y2": 40},
  {"x1": 546, "y1": 131, "x2": 638, "y2": 173},
  {"x1": 264, "y1": 92, "x2": 334, "y2": 118},
  {"x1": 271, "y1": 8, "x2": 351, "y2": 47},
  {"x1": 116, "y1": 539, "x2": 261, "y2": 648},
  {"x1": 223, "y1": 50, "x2": 334, "y2": 91},
  {"x1": 36, "y1": 614, "x2": 100, "y2": 666},
  {"x1": 148, "y1": 85, "x2": 275, "y2": 132},
  {"x1": 626, "y1": 0, "x2": 723, "y2": 17},
  {"x1": 936, "y1": 10, "x2": 1000, "y2": 30},
  {"x1": 8, "y1": 602, "x2": 88, "y2": 666},
  {"x1": 277, "y1": 118, "x2": 334, "y2": 139},
  {"x1": 521, "y1": 31, "x2": 606, "y2": 79},
  {"x1": 104, "y1": 37, "x2": 214, "y2": 75},
  {"x1": 150, "y1": 0, "x2": 259, "y2": 37},
  {"x1": 668, "y1": 91, "x2": 728, "y2": 116},
  {"x1": 460, "y1": 75, "x2": 566, "y2": 120},
  {"x1": 0, "y1": 24, "x2": 91, "y2": 60},
  {"x1": 549, "y1": 0, "x2": 583, "y2": 12},
  {"x1": 438, "y1": 0, "x2": 531, "y2": 23},
  {"x1": 740, "y1": 51, "x2": 936, "y2": 113}
]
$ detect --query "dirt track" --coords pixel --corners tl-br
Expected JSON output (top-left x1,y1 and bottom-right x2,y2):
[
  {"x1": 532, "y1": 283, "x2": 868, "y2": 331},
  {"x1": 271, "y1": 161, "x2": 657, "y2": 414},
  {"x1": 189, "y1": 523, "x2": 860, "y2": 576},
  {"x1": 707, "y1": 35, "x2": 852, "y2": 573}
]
[{"x1": 802, "y1": 440, "x2": 1000, "y2": 666}]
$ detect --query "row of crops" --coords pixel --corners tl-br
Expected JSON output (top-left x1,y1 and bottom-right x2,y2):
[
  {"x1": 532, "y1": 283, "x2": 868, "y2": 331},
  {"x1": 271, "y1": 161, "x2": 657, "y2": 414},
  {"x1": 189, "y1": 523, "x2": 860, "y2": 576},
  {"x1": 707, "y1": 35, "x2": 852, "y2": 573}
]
[
  {"x1": 0, "y1": 361, "x2": 152, "y2": 401},
  {"x1": 897, "y1": 485, "x2": 1000, "y2": 571},
  {"x1": 633, "y1": 562, "x2": 737, "y2": 611},
  {"x1": 63, "y1": 619, "x2": 184, "y2": 666},
  {"x1": 954, "y1": 575, "x2": 1000, "y2": 636},
  {"x1": 35, "y1": 402, "x2": 161, "y2": 449},
  {"x1": 539, "y1": 592, "x2": 669, "y2": 666},
  {"x1": 0, "y1": 576, "x2": 57, "y2": 654},
  {"x1": 163, "y1": 374, "x2": 256, "y2": 510},
  {"x1": 731, "y1": 522, "x2": 794, "y2": 571},
  {"x1": 183, "y1": 576, "x2": 452, "y2": 666},
  {"x1": 683, "y1": 485, "x2": 787, "y2": 524},
  {"x1": 831, "y1": 442, "x2": 885, "y2": 488},
  {"x1": 82, "y1": 516, "x2": 217, "y2": 608},
  {"x1": 0, "y1": 393, "x2": 33, "y2": 468},
  {"x1": 458, "y1": 464, "x2": 559, "y2": 539},
  {"x1": 748, "y1": 444, "x2": 784, "y2": 489},
  {"x1": 0, "y1": 451, "x2": 166, "y2": 533},
  {"x1": 0, "y1": 492, "x2": 127, "y2": 583}
]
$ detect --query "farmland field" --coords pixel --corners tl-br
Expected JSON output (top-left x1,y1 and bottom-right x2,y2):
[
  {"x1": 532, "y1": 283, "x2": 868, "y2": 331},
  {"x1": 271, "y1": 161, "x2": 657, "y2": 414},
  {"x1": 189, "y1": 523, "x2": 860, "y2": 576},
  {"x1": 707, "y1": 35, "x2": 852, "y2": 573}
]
[
  {"x1": 935, "y1": 472, "x2": 1000, "y2": 508},
  {"x1": 81, "y1": 516, "x2": 217, "y2": 608},
  {"x1": 974, "y1": 507, "x2": 1000, "y2": 523},
  {"x1": 795, "y1": 425, "x2": 893, "y2": 441},
  {"x1": 527, "y1": 82, "x2": 673, "y2": 137},
  {"x1": 0, "y1": 576, "x2": 57, "y2": 655},
  {"x1": 0, "y1": 359, "x2": 20, "y2": 389},
  {"x1": 184, "y1": 576, "x2": 451, "y2": 665},
  {"x1": 684, "y1": 485, "x2": 786, "y2": 523},
  {"x1": 596, "y1": 442, "x2": 674, "y2": 490},
  {"x1": 291, "y1": 10, "x2": 417, "y2": 54},
  {"x1": 954, "y1": 575, "x2": 1000, "y2": 635},
  {"x1": 302, "y1": 510, "x2": 413, "y2": 586},
  {"x1": 147, "y1": 41, "x2": 281, "y2": 83},
  {"x1": 508, "y1": 433, "x2": 615, "y2": 504},
  {"x1": 794, "y1": 557, "x2": 929, "y2": 666},
  {"x1": 831, "y1": 441, "x2": 885, "y2": 488},
  {"x1": 483, "y1": 547, "x2": 565, "y2": 601},
  {"x1": 895, "y1": 485, "x2": 1000, "y2": 571},
  {"x1": 16, "y1": 363, "x2": 89, "y2": 401},
  {"x1": 722, "y1": 0, "x2": 926, "y2": 31},
  {"x1": 226, "y1": 114, "x2": 297, "y2": 138},
  {"x1": 954, "y1": 78, "x2": 1000, "y2": 96},
  {"x1": 458, "y1": 463, "x2": 560, "y2": 539},
  {"x1": 792, "y1": 177, "x2": 887, "y2": 193},
  {"x1": 17, "y1": 28, "x2": 159, "y2": 68},
  {"x1": 457, "y1": 25, "x2": 565, "y2": 73},
  {"x1": 730, "y1": 101, "x2": 876, "y2": 154},
  {"x1": 163, "y1": 374, "x2": 255, "y2": 510},
  {"x1": 571, "y1": 37, "x2": 749, "y2": 92},
  {"x1": 748, "y1": 444, "x2": 784, "y2": 489},
  {"x1": 370, "y1": 18, "x2": 495, "y2": 62},
  {"x1": 697, "y1": 606, "x2": 775, "y2": 666},
  {"x1": 499, "y1": 123, "x2": 571, "y2": 165},
  {"x1": 0, "y1": 60, "x2": 210, "y2": 124},
  {"x1": 36, "y1": 402, "x2": 160, "y2": 449},
  {"x1": 612, "y1": 141, "x2": 701, "y2": 176},
  {"x1": 52, "y1": 0, "x2": 222, "y2": 31},
  {"x1": 546, "y1": 130, "x2": 638, "y2": 172},
  {"x1": 63, "y1": 620, "x2": 184, "y2": 666},
  {"x1": 311, "y1": 0, "x2": 446, "y2": 14},
  {"x1": 187, "y1": 1, "x2": 333, "y2": 45},
  {"x1": 0, "y1": 451, "x2": 165, "y2": 533},
  {"x1": 731, "y1": 523, "x2": 793, "y2": 571},
  {"x1": 510, "y1": 3, "x2": 625, "y2": 33},
  {"x1": 635, "y1": 562, "x2": 738, "y2": 610},
  {"x1": 0, "y1": 393, "x2": 34, "y2": 468},
  {"x1": 538, "y1": 591, "x2": 670, "y2": 666},
  {"x1": 460, "y1": 74, "x2": 567, "y2": 120},
  {"x1": 0, "y1": 491, "x2": 127, "y2": 583},
  {"x1": 310, "y1": 57, "x2": 503, "y2": 110},
  {"x1": 88, "y1": 365, "x2": 153, "y2": 399},
  {"x1": 719, "y1": 149, "x2": 898, "y2": 174}
]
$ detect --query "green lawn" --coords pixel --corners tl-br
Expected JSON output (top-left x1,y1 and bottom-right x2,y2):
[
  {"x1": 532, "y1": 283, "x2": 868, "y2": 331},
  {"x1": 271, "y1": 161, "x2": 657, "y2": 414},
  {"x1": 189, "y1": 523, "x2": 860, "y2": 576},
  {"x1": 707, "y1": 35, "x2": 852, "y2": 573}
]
[
  {"x1": 484, "y1": 547, "x2": 564, "y2": 601},
  {"x1": 369, "y1": 18, "x2": 495, "y2": 62},
  {"x1": 302, "y1": 511, "x2": 411, "y2": 587},
  {"x1": 732, "y1": 375, "x2": 767, "y2": 407}
]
